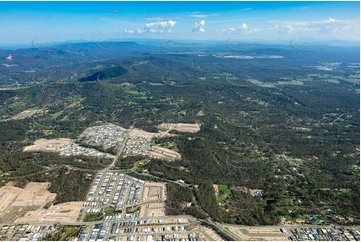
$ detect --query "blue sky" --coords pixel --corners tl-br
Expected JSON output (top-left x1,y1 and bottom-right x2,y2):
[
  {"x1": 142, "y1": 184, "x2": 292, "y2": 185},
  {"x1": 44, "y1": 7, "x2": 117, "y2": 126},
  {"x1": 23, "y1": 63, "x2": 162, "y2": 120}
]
[{"x1": 0, "y1": 1, "x2": 359, "y2": 45}]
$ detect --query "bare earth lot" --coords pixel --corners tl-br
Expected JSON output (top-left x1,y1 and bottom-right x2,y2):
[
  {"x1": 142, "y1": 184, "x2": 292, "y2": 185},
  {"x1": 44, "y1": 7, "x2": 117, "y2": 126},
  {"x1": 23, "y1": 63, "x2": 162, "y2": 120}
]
[
  {"x1": 225, "y1": 225, "x2": 289, "y2": 241},
  {"x1": 0, "y1": 182, "x2": 56, "y2": 223},
  {"x1": 0, "y1": 182, "x2": 82, "y2": 224},
  {"x1": 15, "y1": 202, "x2": 83, "y2": 223},
  {"x1": 157, "y1": 123, "x2": 201, "y2": 133},
  {"x1": 139, "y1": 182, "x2": 167, "y2": 218}
]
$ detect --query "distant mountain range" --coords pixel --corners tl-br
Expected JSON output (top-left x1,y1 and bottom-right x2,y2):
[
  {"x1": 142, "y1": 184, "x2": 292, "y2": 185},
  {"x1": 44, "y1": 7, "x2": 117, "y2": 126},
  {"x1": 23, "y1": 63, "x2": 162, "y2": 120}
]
[{"x1": 0, "y1": 38, "x2": 359, "y2": 50}]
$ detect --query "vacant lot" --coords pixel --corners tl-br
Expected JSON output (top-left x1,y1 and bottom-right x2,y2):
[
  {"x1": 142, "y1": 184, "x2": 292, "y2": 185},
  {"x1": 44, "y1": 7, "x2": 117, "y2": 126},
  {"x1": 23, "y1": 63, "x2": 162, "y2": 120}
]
[
  {"x1": 0, "y1": 182, "x2": 83, "y2": 223},
  {"x1": 199, "y1": 226, "x2": 224, "y2": 241},
  {"x1": 24, "y1": 138, "x2": 72, "y2": 152},
  {"x1": 158, "y1": 123, "x2": 201, "y2": 133},
  {"x1": 149, "y1": 146, "x2": 181, "y2": 160},
  {"x1": 226, "y1": 225, "x2": 289, "y2": 241},
  {"x1": 142, "y1": 182, "x2": 166, "y2": 202},
  {"x1": 139, "y1": 182, "x2": 167, "y2": 217},
  {"x1": 139, "y1": 203, "x2": 166, "y2": 218},
  {"x1": 128, "y1": 127, "x2": 175, "y2": 139},
  {"x1": 15, "y1": 201, "x2": 83, "y2": 223},
  {"x1": 0, "y1": 182, "x2": 56, "y2": 223}
]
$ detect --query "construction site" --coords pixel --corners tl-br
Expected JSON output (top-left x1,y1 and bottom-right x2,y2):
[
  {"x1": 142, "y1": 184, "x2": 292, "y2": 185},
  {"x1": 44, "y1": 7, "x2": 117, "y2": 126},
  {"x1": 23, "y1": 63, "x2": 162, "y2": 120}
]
[{"x1": 0, "y1": 182, "x2": 82, "y2": 224}]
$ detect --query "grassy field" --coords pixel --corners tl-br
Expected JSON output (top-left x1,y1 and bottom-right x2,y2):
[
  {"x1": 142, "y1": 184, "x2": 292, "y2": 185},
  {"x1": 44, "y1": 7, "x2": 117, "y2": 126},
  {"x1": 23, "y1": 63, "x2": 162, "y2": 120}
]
[{"x1": 217, "y1": 185, "x2": 232, "y2": 204}]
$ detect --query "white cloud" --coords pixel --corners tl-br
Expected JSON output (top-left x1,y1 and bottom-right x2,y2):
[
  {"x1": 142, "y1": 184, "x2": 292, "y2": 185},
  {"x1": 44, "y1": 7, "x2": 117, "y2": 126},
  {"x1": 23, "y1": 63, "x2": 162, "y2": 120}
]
[
  {"x1": 188, "y1": 13, "x2": 218, "y2": 18},
  {"x1": 222, "y1": 23, "x2": 252, "y2": 33},
  {"x1": 122, "y1": 20, "x2": 176, "y2": 34},
  {"x1": 122, "y1": 28, "x2": 144, "y2": 34},
  {"x1": 192, "y1": 20, "x2": 206, "y2": 32},
  {"x1": 222, "y1": 18, "x2": 359, "y2": 39},
  {"x1": 145, "y1": 20, "x2": 176, "y2": 33},
  {"x1": 122, "y1": 29, "x2": 135, "y2": 34},
  {"x1": 240, "y1": 23, "x2": 248, "y2": 30},
  {"x1": 269, "y1": 18, "x2": 359, "y2": 35}
]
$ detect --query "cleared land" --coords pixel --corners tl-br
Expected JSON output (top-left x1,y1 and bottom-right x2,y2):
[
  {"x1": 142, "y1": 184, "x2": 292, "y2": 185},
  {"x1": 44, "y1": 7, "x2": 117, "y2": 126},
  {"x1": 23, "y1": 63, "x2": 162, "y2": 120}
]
[
  {"x1": 142, "y1": 182, "x2": 166, "y2": 203},
  {"x1": 0, "y1": 182, "x2": 56, "y2": 223},
  {"x1": 1, "y1": 108, "x2": 44, "y2": 122},
  {"x1": 214, "y1": 184, "x2": 232, "y2": 204},
  {"x1": 158, "y1": 123, "x2": 201, "y2": 133},
  {"x1": 225, "y1": 225, "x2": 289, "y2": 241},
  {"x1": 0, "y1": 182, "x2": 82, "y2": 224},
  {"x1": 23, "y1": 138, "x2": 116, "y2": 159},
  {"x1": 233, "y1": 186, "x2": 263, "y2": 197},
  {"x1": 125, "y1": 127, "x2": 181, "y2": 160},
  {"x1": 199, "y1": 226, "x2": 224, "y2": 241},
  {"x1": 148, "y1": 146, "x2": 181, "y2": 160},
  {"x1": 15, "y1": 202, "x2": 83, "y2": 223},
  {"x1": 139, "y1": 203, "x2": 166, "y2": 218},
  {"x1": 139, "y1": 182, "x2": 167, "y2": 218}
]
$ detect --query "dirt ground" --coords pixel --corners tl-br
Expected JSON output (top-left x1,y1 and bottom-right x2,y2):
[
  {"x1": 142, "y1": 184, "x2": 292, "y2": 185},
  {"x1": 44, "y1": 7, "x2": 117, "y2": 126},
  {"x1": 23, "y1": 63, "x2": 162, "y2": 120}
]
[
  {"x1": 15, "y1": 202, "x2": 83, "y2": 223},
  {"x1": 226, "y1": 226, "x2": 289, "y2": 241},
  {"x1": 142, "y1": 182, "x2": 166, "y2": 202},
  {"x1": 199, "y1": 226, "x2": 224, "y2": 241},
  {"x1": 139, "y1": 182, "x2": 167, "y2": 218},
  {"x1": 139, "y1": 203, "x2": 166, "y2": 218},
  {"x1": 0, "y1": 182, "x2": 56, "y2": 223},
  {"x1": 128, "y1": 127, "x2": 174, "y2": 139},
  {"x1": 0, "y1": 182, "x2": 83, "y2": 223},
  {"x1": 213, "y1": 184, "x2": 219, "y2": 196},
  {"x1": 157, "y1": 123, "x2": 201, "y2": 133},
  {"x1": 149, "y1": 147, "x2": 181, "y2": 160},
  {"x1": 23, "y1": 138, "x2": 72, "y2": 152}
]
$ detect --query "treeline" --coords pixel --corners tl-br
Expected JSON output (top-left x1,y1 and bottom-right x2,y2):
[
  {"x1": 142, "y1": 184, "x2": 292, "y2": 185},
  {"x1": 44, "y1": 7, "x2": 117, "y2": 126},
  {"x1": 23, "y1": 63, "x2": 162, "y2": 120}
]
[{"x1": 115, "y1": 155, "x2": 147, "y2": 170}]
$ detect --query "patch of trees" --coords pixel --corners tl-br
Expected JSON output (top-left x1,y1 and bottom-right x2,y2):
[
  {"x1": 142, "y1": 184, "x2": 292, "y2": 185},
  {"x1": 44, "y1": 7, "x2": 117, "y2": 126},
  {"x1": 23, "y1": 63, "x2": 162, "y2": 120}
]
[
  {"x1": 115, "y1": 155, "x2": 146, "y2": 170},
  {"x1": 13, "y1": 166, "x2": 95, "y2": 204},
  {"x1": 196, "y1": 182, "x2": 223, "y2": 221},
  {"x1": 83, "y1": 212, "x2": 104, "y2": 222}
]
